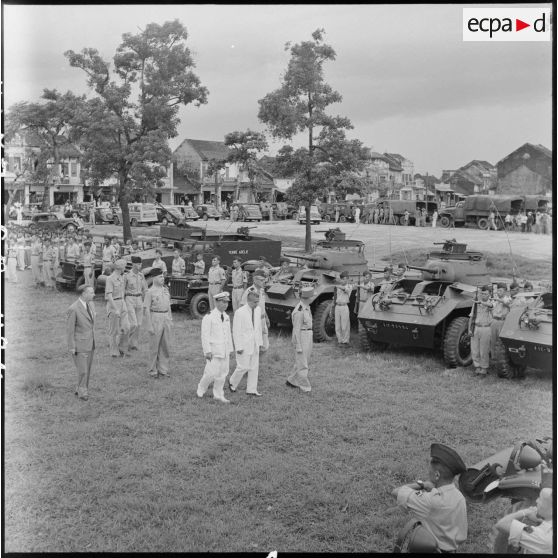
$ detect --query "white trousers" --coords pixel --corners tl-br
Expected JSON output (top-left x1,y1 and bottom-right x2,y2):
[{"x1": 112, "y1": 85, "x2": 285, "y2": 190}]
[
  {"x1": 229, "y1": 338, "x2": 260, "y2": 393},
  {"x1": 197, "y1": 355, "x2": 230, "y2": 399}
]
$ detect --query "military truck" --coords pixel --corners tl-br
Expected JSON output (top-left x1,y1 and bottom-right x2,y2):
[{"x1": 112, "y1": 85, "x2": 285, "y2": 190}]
[
  {"x1": 438, "y1": 195, "x2": 550, "y2": 230},
  {"x1": 371, "y1": 199, "x2": 438, "y2": 225},
  {"x1": 358, "y1": 240, "x2": 491, "y2": 367},
  {"x1": 265, "y1": 236, "x2": 369, "y2": 341},
  {"x1": 165, "y1": 226, "x2": 281, "y2": 317},
  {"x1": 493, "y1": 291, "x2": 553, "y2": 379}
]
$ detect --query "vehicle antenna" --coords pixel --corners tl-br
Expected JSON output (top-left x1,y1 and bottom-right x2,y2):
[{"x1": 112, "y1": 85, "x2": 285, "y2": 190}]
[{"x1": 489, "y1": 200, "x2": 518, "y2": 277}]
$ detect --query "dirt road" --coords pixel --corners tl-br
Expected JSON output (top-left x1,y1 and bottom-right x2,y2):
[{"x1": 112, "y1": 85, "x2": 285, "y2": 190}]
[{"x1": 90, "y1": 219, "x2": 552, "y2": 264}]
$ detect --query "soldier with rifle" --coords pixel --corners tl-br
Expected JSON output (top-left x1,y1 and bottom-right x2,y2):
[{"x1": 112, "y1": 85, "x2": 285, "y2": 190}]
[{"x1": 468, "y1": 284, "x2": 494, "y2": 376}]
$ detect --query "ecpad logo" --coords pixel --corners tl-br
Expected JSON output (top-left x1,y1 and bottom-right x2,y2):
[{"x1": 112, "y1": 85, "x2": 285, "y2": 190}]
[{"x1": 463, "y1": 8, "x2": 551, "y2": 41}]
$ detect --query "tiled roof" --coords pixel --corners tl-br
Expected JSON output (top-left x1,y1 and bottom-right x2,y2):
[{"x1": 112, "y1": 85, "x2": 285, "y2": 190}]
[
  {"x1": 497, "y1": 143, "x2": 552, "y2": 166},
  {"x1": 176, "y1": 139, "x2": 230, "y2": 161}
]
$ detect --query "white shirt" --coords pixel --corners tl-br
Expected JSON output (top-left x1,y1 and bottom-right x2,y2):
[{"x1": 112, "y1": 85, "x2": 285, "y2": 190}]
[
  {"x1": 509, "y1": 519, "x2": 553, "y2": 554},
  {"x1": 397, "y1": 484, "x2": 467, "y2": 551}
]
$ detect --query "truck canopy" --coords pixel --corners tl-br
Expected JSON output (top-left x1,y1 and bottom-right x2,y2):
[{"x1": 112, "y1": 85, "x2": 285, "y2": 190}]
[{"x1": 462, "y1": 195, "x2": 523, "y2": 212}]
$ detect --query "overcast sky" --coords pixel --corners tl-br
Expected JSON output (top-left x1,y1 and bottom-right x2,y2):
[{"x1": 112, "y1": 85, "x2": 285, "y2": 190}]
[{"x1": 3, "y1": 3, "x2": 552, "y2": 176}]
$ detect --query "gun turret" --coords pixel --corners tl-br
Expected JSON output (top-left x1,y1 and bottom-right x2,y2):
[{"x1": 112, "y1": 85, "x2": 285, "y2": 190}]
[
  {"x1": 432, "y1": 239, "x2": 467, "y2": 254},
  {"x1": 316, "y1": 227, "x2": 345, "y2": 241}
]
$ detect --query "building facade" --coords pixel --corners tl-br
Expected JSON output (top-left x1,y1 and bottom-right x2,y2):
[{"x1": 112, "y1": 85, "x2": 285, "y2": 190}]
[{"x1": 496, "y1": 143, "x2": 552, "y2": 196}]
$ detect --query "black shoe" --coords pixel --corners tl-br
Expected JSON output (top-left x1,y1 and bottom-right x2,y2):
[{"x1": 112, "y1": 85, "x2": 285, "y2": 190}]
[
  {"x1": 228, "y1": 382, "x2": 237, "y2": 392},
  {"x1": 286, "y1": 380, "x2": 298, "y2": 389}
]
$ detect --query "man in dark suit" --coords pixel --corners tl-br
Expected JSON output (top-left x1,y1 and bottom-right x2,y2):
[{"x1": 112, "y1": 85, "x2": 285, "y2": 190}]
[{"x1": 67, "y1": 285, "x2": 96, "y2": 401}]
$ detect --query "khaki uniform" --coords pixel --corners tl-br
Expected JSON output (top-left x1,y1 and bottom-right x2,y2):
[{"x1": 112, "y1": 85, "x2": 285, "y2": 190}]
[
  {"x1": 102, "y1": 245, "x2": 116, "y2": 274},
  {"x1": 31, "y1": 240, "x2": 42, "y2": 285},
  {"x1": 287, "y1": 302, "x2": 313, "y2": 391},
  {"x1": 151, "y1": 259, "x2": 168, "y2": 275},
  {"x1": 358, "y1": 280, "x2": 375, "y2": 313},
  {"x1": 6, "y1": 246, "x2": 18, "y2": 283},
  {"x1": 42, "y1": 246, "x2": 55, "y2": 287},
  {"x1": 171, "y1": 257, "x2": 186, "y2": 277},
  {"x1": 396, "y1": 484, "x2": 467, "y2": 551},
  {"x1": 470, "y1": 302, "x2": 493, "y2": 373},
  {"x1": 124, "y1": 270, "x2": 147, "y2": 350},
  {"x1": 334, "y1": 283, "x2": 352, "y2": 344},
  {"x1": 193, "y1": 259, "x2": 206, "y2": 275},
  {"x1": 231, "y1": 267, "x2": 248, "y2": 312},
  {"x1": 82, "y1": 252, "x2": 94, "y2": 288},
  {"x1": 490, "y1": 293, "x2": 512, "y2": 358},
  {"x1": 144, "y1": 285, "x2": 172, "y2": 376},
  {"x1": 241, "y1": 285, "x2": 269, "y2": 350},
  {"x1": 105, "y1": 272, "x2": 130, "y2": 356},
  {"x1": 207, "y1": 265, "x2": 226, "y2": 310}
]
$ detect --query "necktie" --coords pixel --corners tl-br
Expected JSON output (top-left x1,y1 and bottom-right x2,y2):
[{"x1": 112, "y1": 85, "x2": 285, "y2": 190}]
[
  {"x1": 251, "y1": 307, "x2": 255, "y2": 325},
  {"x1": 221, "y1": 313, "x2": 224, "y2": 322},
  {"x1": 86, "y1": 302, "x2": 93, "y2": 321}
]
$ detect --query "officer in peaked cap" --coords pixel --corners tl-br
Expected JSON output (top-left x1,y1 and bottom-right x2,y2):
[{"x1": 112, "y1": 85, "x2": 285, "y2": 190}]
[
  {"x1": 430, "y1": 443, "x2": 467, "y2": 476},
  {"x1": 241, "y1": 269, "x2": 269, "y2": 350},
  {"x1": 286, "y1": 287, "x2": 314, "y2": 392},
  {"x1": 391, "y1": 443, "x2": 468, "y2": 552}
]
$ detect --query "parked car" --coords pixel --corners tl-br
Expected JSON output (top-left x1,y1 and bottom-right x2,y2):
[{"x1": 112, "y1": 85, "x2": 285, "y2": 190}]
[
  {"x1": 237, "y1": 203, "x2": 263, "y2": 222},
  {"x1": 112, "y1": 202, "x2": 158, "y2": 226},
  {"x1": 272, "y1": 202, "x2": 293, "y2": 220},
  {"x1": 195, "y1": 204, "x2": 222, "y2": 221},
  {"x1": 94, "y1": 206, "x2": 115, "y2": 224},
  {"x1": 172, "y1": 205, "x2": 200, "y2": 221},
  {"x1": 155, "y1": 204, "x2": 191, "y2": 227},
  {"x1": 298, "y1": 205, "x2": 322, "y2": 225},
  {"x1": 21, "y1": 212, "x2": 82, "y2": 233}
]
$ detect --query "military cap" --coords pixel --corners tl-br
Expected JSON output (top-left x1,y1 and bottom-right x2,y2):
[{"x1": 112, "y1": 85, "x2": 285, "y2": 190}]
[
  {"x1": 131, "y1": 256, "x2": 142, "y2": 264},
  {"x1": 150, "y1": 267, "x2": 163, "y2": 277},
  {"x1": 339, "y1": 271, "x2": 349, "y2": 278},
  {"x1": 300, "y1": 287, "x2": 314, "y2": 299},
  {"x1": 279, "y1": 256, "x2": 290, "y2": 264},
  {"x1": 430, "y1": 443, "x2": 466, "y2": 476},
  {"x1": 253, "y1": 269, "x2": 266, "y2": 278},
  {"x1": 214, "y1": 291, "x2": 230, "y2": 301}
]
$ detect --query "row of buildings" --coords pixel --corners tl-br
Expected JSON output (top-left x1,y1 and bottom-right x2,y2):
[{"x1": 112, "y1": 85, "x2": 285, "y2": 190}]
[{"x1": 4, "y1": 130, "x2": 553, "y2": 209}]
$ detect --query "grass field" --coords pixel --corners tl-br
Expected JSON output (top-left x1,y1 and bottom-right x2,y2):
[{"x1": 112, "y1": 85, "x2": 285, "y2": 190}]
[{"x1": 4, "y1": 270, "x2": 553, "y2": 552}]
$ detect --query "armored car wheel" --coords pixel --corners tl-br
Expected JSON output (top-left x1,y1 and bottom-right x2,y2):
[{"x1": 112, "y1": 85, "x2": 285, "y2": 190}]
[
  {"x1": 494, "y1": 338, "x2": 527, "y2": 379},
  {"x1": 359, "y1": 324, "x2": 388, "y2": 352},
  {"x1": 443, "y1": 316, "x2": 472, "y2": 368},
  {"x1": 190, "y1": 292, "x2": 210, "y2": 319},
  {"x1": 313, "y1": 300, "x2": 336, "y2": 342}
]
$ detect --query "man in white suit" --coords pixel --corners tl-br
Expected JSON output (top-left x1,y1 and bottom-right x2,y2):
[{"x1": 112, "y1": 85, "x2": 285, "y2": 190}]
[
  {"x1": 197, "y1": 291, "x2": 234, "y2": 403},
  {"x1": 229, "y1": 291, "x2": 263, "y2": 396},
  {"x1": 66, "y1": 285, "x2": 96, "y2": 401}
]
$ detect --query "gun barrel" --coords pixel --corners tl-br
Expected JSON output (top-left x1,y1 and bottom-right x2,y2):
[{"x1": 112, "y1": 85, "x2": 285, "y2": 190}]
[
  {"x1": 407, "y1": 265, "x2": 440, "y2": 274},
  {"x1": 283, "y1": 253, "x2": 318, "y2": 261}
]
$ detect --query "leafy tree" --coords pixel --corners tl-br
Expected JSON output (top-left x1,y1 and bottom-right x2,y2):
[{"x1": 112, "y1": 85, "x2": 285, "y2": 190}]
[
  {"x1": 6, "y1": 90, "x2": 85, "y2": 211},
  {"x1": 224, "y1": 130, "x2": 268, "y2": 203},
  {"x1": 258, "y1": 29, "x2": 367, "y2": 251},
  {"x1": 65, "y1": 20, "x2": 208, "y2": 240}
]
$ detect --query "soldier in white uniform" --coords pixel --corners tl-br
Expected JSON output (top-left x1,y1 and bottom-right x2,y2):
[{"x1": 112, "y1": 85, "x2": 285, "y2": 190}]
[
  {"x1": 229, "y1": 291, "x2": 263, "y2": 396},
  {"x1": 124, "y1": 255, "x2": 147, "y2": 351},
  {"x1": 144, "y1": 267, "x2": 172, "y2": 377},
  {"x1": 197, "y1": 292, "x2": 234, "y2": 403},
  {"x1": 230, "y1": 257, "x2": 248, "y2": 312},
  {"x1": 241, "y1": 269, "x2": 270, "y2": 351},
  {"x1": 207, "y1": 256, "x2": 227, "y2": 311},
  {"x1": 392, "y1": 443, "x2": 468, "y2": 553},
  {"x1": 286, "y1": 287, "x2": 314, "y2": 392}
]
